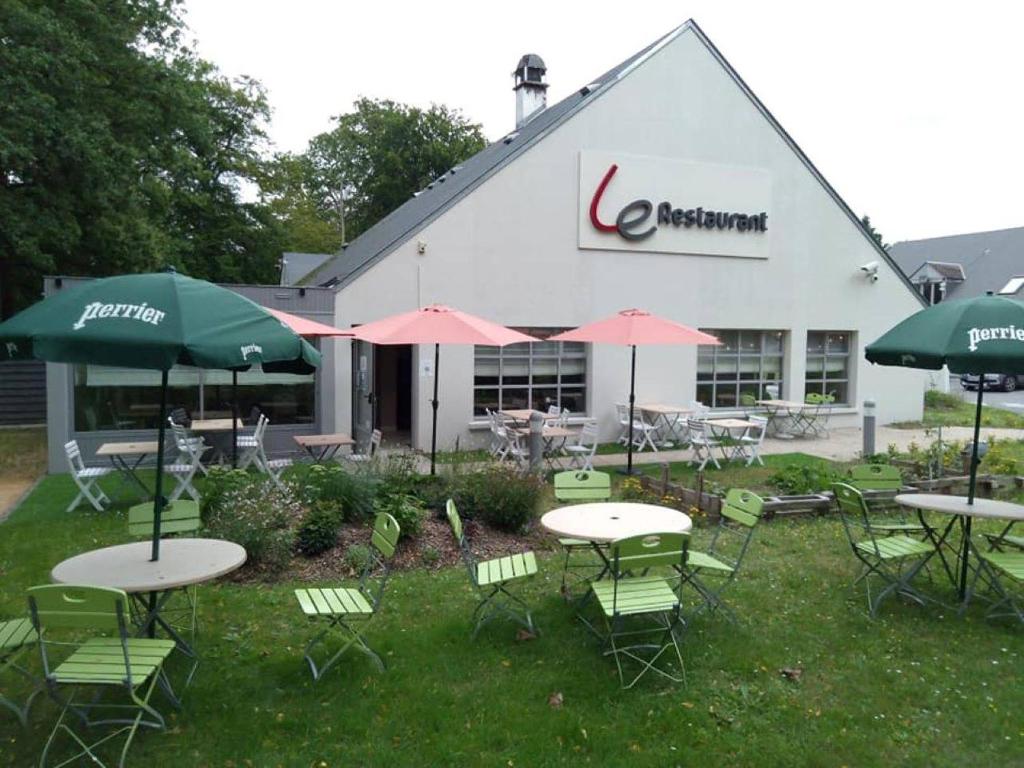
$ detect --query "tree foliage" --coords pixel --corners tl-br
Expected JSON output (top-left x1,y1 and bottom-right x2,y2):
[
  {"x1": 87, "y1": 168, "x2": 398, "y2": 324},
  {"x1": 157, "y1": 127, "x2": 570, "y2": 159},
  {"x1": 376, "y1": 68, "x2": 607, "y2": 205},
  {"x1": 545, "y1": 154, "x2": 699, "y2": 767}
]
[
  {"x1": 0, "y1": 0, "x2": 283, "y2": 317},
  {"x1": 860, "y1": 215, "x2": 888, "y2": 250},
  {"x1": 273, "y1": 98, "x2": 487, "y2": 246}
]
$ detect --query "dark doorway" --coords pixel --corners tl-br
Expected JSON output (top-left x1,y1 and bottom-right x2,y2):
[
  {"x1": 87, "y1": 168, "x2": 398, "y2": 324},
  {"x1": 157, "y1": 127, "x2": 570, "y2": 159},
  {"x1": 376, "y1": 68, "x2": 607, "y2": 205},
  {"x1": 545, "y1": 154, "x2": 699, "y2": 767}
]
[{"x1": 374, "y1": 344, "x2": 412, "y2": 444}]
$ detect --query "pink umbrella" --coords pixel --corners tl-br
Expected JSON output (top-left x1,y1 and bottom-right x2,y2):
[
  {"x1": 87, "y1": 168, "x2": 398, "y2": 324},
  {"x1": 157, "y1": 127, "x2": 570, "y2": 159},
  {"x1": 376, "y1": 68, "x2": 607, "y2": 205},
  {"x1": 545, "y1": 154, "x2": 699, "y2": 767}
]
[
  {"x1": 265, "y1": 307, "x2": 353, "y2": 338},
  {"x1": 550, "y1": 309, "x2": 720, "y2": 475},
  {"x1": 350, "y1": 305, "x2": 539, "y2": 474}
]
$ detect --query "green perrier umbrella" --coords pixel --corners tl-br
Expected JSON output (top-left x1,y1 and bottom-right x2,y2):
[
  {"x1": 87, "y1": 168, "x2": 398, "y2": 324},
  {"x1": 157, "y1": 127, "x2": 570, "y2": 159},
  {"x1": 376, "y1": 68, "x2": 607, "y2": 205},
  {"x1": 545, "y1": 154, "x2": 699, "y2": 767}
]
[
  {"x1": 0, "y1": 269, "x2": 319, "y2": 561},
  {"x1": 865, "y1": 292, "x2": 1024, "y2": 597}
]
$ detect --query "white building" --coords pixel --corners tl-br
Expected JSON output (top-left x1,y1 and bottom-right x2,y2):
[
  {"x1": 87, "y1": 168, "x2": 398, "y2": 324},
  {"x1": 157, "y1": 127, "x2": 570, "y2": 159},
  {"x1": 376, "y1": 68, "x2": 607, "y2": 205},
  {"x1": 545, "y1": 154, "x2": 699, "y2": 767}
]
[{"x1": 301, "y1": 20, "x2": 927, "y2": 451}]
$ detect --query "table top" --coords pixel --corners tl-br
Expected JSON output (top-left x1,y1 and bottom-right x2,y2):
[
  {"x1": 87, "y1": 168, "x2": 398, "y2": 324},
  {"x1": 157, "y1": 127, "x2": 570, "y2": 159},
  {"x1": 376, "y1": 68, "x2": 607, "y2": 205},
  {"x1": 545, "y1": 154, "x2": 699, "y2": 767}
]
[
  {"x1": 541, "y1": 502, "x2": 692, "y2": 543},
  {"x1": 894, "y1": 494, "x2": 1024, "y2": 521},
  {"x1": 756, "y1": 399, "x2": 813, "y2": 410},
  {"x1": 294, "y1": 433, "x2": 355, "y2": 448},
  {"x1": 52, "y1": 538, "x2": 247, "y2": 593},
  {"x1": 96, "y1": 441, "x2": 160, "y2": 457},
  {"x1": 190, "y1": 418, "x2": 244, "y2": 432},
  {"x1": 637, "y1": 403, "x2": 693, "y2": 416},
  {"x1": 499, "y1": 409, "x2": 562, "y2": 422},
  {"x1": 706, "y1": 418, "x2": 755, "y2": 429}
]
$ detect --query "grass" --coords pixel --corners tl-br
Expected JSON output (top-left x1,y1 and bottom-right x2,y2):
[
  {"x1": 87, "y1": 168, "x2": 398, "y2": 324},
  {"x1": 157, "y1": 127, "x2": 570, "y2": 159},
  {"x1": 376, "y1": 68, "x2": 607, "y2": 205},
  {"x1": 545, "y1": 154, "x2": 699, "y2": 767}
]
[
  {"x1": 892, "y1": 390, "x2": 1024, "y2": 429},
  {"x1": 0, "y1": 427, "x2": 46, "y2": 481},
  {"x1": 2, "y1": 467, "x2": 1023, "y2": 766}
]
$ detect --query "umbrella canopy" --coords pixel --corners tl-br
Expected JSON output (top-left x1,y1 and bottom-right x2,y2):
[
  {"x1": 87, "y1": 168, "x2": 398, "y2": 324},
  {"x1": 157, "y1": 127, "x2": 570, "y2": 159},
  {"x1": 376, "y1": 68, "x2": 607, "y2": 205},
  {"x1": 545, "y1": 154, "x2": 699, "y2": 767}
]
[
  {"x1": 865, "y1": 293, "x2": 1024, "y2": 600},
  {"x1": 0, "y1": 269, "x2": 320, "y2": 560},
  {"x1": 265, "y1": 307, "x2": 353, "y2": 338},
  {"x1": 551, "y1": 309, "x2": 720, "y2": 474},
  {"x1": 349, "y1": 305, "x2": 538, "y2": 474}
]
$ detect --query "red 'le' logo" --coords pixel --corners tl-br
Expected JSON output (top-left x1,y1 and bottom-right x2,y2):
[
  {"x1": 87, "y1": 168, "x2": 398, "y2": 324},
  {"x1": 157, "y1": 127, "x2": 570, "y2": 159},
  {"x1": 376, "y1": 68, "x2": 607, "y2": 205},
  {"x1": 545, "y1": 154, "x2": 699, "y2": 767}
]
[{"x1": 588, "y1": 164, "x2": 619, "y2": 233}]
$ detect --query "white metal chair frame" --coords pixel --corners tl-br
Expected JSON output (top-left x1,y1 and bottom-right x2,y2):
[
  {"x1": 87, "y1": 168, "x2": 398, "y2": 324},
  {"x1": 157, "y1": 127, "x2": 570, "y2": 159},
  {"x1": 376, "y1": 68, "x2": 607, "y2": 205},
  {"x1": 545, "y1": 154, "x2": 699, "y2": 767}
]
[
  {"x1": 64, "y1": 440, "x2": 112, "y2": 513},
  {"x1": 346, "y1": 429, "x2": 382, "y2": 465},
  {"x1": 236, "y1": 414, "x2": 268, "y2": 470},
  {"x1": 565, "y1": 421, "x2": 599, "y2": 471},
  {"x1": 168, "y1": 420, "x2": 210, "y2": 477},
  {"x1": 736, "y1": 415, "x2": 768, "y2": 466},
  {"x1": 687, "y1": 419, "x2": 721, "y2": 471}
]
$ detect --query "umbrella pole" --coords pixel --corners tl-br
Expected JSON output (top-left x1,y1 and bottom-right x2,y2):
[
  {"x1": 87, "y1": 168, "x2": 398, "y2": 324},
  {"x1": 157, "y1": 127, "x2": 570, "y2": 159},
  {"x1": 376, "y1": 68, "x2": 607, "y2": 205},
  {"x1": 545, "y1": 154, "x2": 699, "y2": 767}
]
[
  {"x1": 959, "y1": 375, "x2": 985, "y2": 600},
  {"x1": 430, "y1": 343, "x2": 440, "y2": 476},
  {"x1": 151, "y1": 369, "x2": 169, "y2": 562},
  {"x1": 232, "y1": 370, "x2": 238, "y2": 469},
  {"x1": 627, "y1": 345, "x2": 637, "y2": 475}
]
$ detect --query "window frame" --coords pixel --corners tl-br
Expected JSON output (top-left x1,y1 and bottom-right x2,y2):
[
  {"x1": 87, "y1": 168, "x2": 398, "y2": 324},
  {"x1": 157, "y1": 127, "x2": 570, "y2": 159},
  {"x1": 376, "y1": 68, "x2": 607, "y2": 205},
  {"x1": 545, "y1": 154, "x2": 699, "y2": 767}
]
[
  {"x1": 696, "y1": 329, "x2": 786, "y2": 409},
  {"x1": 805, "y1": 330, "x2": 853, "y2": 405}
]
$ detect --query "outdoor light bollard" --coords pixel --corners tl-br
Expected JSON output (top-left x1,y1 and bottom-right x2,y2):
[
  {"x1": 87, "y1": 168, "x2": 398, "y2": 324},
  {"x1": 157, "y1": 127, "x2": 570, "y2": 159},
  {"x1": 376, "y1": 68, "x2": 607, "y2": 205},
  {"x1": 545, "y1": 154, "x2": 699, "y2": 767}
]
[
  {"x1": 863, "y1": 398, "x2": 876, "y2": 457},
  {"x1": 528, "y1": 411, "x2": 544, "y2": 473}
]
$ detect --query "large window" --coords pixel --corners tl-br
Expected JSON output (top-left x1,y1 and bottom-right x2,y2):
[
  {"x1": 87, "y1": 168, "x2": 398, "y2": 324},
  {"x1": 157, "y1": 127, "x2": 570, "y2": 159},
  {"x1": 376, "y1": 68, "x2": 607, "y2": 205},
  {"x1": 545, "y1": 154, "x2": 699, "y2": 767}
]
[
  {"x1": 696, "y1": 330, "x2": 785, "y2": 409},
  {"x1": 73, "y1": 364, "x2": 316, "y2": 431},
  {"x1": 474, "y1": 328, "x2": 587, "y2": 417},
  {"x1": 805, "y1": 331, "x2": 852, "y2": 404}
]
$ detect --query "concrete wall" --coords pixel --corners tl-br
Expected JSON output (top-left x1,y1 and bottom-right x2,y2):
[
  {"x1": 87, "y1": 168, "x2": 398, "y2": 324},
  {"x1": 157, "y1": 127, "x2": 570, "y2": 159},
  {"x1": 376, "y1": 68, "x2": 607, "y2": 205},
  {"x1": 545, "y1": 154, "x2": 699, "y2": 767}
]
[
  {"x1": 45, "y1": 277, "x2": 340, "y2": 472},
  {"x1": 331, "y1": 27, "x2": 927, "y2": 452}
]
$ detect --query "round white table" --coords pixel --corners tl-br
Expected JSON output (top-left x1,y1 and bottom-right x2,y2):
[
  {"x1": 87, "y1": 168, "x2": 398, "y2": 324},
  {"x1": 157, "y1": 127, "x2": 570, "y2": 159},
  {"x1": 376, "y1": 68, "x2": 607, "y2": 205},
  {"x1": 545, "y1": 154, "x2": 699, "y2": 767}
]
[
  {"x1": 52, "y1": 539, "x2": 247, "y2": 667},
  {"x1": 895, "y1": 494, "x2": 1024, "y2": 603},
  {"x1": 541, "y1": 502, "x2": 692, "y2": 542}
]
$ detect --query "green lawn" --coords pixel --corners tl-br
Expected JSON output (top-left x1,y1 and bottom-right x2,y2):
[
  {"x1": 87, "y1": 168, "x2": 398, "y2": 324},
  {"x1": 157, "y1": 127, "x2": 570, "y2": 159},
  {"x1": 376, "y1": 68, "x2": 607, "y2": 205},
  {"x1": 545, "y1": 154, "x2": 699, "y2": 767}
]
[
  {"x1": 2, "y1": 471, "x2": 1023, "y2": 767},
  {"x1": 893, "y1": 390, "x2": 1024, "y2": 429}
]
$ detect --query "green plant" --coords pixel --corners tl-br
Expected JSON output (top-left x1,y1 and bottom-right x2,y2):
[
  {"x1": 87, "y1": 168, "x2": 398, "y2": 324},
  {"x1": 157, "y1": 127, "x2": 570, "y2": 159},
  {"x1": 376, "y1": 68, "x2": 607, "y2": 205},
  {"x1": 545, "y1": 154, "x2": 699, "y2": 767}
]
[
  {"x1": 297, "y1": 463, "x2": 378, "y2": 521},
  {"x1": 205, "y1": 479, "x2": 301, "y2": 573},
  {"x1": 295, "y1": 500, "x2": 344, "y2": 556},
  {"x1": 925, "y1": 388, "x2": 963, "y2": 410},
  {"x1": 376, "y1": 492, "x2": 425, "y2": 540},
  {"x1": 451, "y1": 465, "x2": 543, "y2": 533},
  {"x1": 982, "y1": 435, "x2": 1021, "y2": 475},
  {"x1": 768, "y1": 463, "x2": 841, "y2": 495},
  {"x1": 200, "y1": 466, "x2": 258, "y2": 520},
  {"x1": 420, "y1": 546, "x2": 441, "y2": 567},
  {"x1": 342, "y1": 543, "x2": 372, "y2": 575}
]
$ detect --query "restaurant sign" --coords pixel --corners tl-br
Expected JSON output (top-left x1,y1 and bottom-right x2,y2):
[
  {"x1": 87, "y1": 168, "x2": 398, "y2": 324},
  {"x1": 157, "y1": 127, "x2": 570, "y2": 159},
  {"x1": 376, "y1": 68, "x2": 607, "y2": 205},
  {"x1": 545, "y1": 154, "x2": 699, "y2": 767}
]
[{"x1": 578, "y1": 151, "x2": 771, "y2": 259}]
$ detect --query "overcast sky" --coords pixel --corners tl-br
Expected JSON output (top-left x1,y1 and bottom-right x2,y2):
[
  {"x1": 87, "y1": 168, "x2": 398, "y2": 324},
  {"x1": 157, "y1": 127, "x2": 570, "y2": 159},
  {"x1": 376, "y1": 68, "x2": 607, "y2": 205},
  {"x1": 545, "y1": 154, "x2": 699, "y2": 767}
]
[{"x1": 183, "y1": 0, "x2": 1022, "y2": 244}]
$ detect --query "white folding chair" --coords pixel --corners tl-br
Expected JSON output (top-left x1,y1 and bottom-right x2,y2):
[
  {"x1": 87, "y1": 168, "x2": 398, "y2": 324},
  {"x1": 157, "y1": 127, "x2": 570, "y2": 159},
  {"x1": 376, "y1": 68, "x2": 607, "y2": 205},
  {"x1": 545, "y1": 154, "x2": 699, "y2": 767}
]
[
  {"x1": 765, "y1": 385, "x2": 780, "y2": 400},
  {"x1": 236, "y1": 414, "x2": 268, "y2": 470},
  {"x1": 615, "y1": 402, "x2": 658, "y2": 452},
  {"x1": 165, "y1": 451, "x2": 202, "y2": 502},
  {"x1": 255, "y1": 429, "x2": 293, "y2": 489},
  {"x1": 564, "y1": 420, "x2": 599, "y2": 471},
  {"x1": 64, "y1": 440, "x2": 112, "y2": 512},
  {"x1": 737, "y1": 415, "x2": 768, "y2": 466},
  {"x1": 547, "y1": 405, "x2": 561, "y2": 417},
  {"x1": 687, "y1": 419, "x2": 721, "y2": 471},
  {"x1": 614, "y1": 403, "x2": 632, "y2": 446},
  {"x1": 502, "y1": 427, "x2": 529, "y2": 469},
  {"x1": 346, "y1": 429, "x2": 382, "y2": 465},
  {"x1": 169, "y1": 419, "x2": 211, "y2": 476}
]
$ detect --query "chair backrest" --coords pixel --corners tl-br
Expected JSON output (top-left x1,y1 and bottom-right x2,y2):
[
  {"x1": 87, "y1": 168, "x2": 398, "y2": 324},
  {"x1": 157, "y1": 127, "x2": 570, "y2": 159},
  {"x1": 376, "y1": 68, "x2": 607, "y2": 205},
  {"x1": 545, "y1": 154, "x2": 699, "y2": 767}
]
[
  {"x1": 128, "y1": 500, "x2": 201, "y2": 537},
  {"x1": 832, "y1": 482, "x2": 880, "y2": 555},
  {"x1": 28, "y1": 584, "x2": 134, "y2": 684},
  {"x1": 554, "y1": 470, "x2": 611, "y2": 502},
  {"x1": 445, "y1": 499, "x2": 480, "y2": 583},
  {"x1": 805, "y1": 392, "x2": 823, "y2": 405},
  {"x1": 608, "y1": 532, "x2": 689, "y2": 579},
  {"x1": 739, "y1": 393, "x2": 757, "y2": 407},
  {"x1": 848, "y1": 464, "x2": 902, "y2": 492},
  {"x1": 704, "y1": 489, "x2": 764, "y2": 570},
  {"x1": 360, "y1": 512, "x2": 401, "y2": 609},
  {"x1": 368, "y1": 429, "x2": 382, "y2": 457},
  {"x1": 687, "y1": 418, "x2": 711, "y2": 442},
  {"x1": 765, "y1": 384, "x2": 780, "y2": 400},
  {"x1": 558, "y1": 408, "x2": 570, "y2": 428},
  {"x1": 746, "y1": 415, "x2": 769, "y2": 441},
  {"x1": 577, "y1": 420, "x2": 599, "y2": 447},
  {"x1": 547, "y1": 405, "x2": 561, "y2": 416},
  {"x1": 721, "y1": 488, "x2": 764, "y2": 527},
  {"x1": 169, "y1": 407, "x2": 190, "y2": 427},
  {"x1": 614, "y1": 403, "x2": 629, "y2": 423},
  {"x1": 168, "y1": 418, "x2": 190, "y2": 450},
  {"x1": 64, "y1": 440, "x2": 85, "y2": 475}
]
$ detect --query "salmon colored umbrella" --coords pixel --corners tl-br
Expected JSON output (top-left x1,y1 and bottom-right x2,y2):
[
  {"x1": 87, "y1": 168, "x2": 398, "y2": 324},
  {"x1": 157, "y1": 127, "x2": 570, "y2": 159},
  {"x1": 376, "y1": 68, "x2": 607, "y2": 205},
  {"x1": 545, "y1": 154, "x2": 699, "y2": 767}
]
[
  {"x1": 349, "y1": 305, "x2": 539, "y2": 474},
  {"x1": 265, "y1": 308, "x2": 353, "y2": 338},
  {"x1": 551, "y1": 309, "x2": 720, "y2": 475}
]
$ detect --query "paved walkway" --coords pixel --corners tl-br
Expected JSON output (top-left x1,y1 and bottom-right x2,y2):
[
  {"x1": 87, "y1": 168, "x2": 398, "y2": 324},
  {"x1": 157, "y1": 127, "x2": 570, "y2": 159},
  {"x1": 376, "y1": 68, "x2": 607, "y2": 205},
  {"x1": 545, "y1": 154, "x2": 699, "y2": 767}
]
[{"x1": 589, "y1": 424, "x2": 1024, "y2": 468}]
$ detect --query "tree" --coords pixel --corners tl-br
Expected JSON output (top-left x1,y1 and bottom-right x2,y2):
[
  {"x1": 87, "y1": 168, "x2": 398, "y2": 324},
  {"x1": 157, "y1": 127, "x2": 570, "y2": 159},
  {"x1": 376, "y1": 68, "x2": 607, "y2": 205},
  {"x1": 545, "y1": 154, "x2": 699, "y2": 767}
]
[
  {"x1": 0, "y1": 0, "x2": 282, "y2": 317},
  {"x1": 292, "y1": 98, "x2": 488, "y2": 244},
  {"x1": 860, "y1": 215, "x2": 888, "y2": 251},
  {"x1": 257, "y1": 153, "x2": 343, "y2": 255}
]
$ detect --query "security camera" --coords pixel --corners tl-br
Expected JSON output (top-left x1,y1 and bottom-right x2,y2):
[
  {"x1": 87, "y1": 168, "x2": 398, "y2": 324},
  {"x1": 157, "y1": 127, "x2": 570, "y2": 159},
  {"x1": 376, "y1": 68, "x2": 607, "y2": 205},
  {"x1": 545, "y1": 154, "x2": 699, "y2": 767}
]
[{"x1": 860, "y1": 261, "x2": 879, "y2": 276}]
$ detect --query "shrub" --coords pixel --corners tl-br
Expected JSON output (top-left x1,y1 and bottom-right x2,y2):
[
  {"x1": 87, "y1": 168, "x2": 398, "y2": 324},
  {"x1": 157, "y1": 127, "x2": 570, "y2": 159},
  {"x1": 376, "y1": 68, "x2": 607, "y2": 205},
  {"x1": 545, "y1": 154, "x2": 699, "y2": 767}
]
[
  {"x1": 420, "y1": 546, "x2": 441, "y2": 567},
  {"x1": 409, "y1": 474, "x2": 452, "y2": 515},
  {"x1": 925, "y1": 389, "x2": 963, "y2": 410},
  {"x1": 296, "y1": 463, "x2": 378, "y2": 521},
  {"x1": 451, "y1": 465, "x2": 543, "y2": 533},
  {"x1": 201, "y1": 466, "x2": 258, "y2": 520},
  {"x1": 982, "y1": 436, "x2": 1020, "y2": 475},
  {"x1": 376, "y1": 492, "x2": 425, "y2": 540},
  {"x1": 205, "y1": 479, "x2": 302, "y2": 573},
  {"x1": 342, "y1": 543, "x2": 372, "y2": 575},
  {"x1": 768, "y1": 463, "x2": 841, "y2": 495},
  {"x1": 295, "y1": 501, "x2": 344, "y2": 556}
]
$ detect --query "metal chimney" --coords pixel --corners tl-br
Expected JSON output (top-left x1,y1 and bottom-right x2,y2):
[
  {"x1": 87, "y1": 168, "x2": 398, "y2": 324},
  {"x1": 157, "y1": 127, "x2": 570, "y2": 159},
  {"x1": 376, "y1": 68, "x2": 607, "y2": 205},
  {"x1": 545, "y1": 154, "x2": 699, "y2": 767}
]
[{"x1": 513, "y1": 54, "x2": 548, "y2": 128}]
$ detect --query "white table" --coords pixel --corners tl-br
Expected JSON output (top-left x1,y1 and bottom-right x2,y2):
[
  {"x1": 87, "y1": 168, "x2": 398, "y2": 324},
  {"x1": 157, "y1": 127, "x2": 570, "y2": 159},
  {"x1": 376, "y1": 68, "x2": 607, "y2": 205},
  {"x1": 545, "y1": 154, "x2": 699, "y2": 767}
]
[
  {"x1": 705, "y1": 418, "x2": 757, "y2": 462},
  {"x1": 52, "y1": 539, "x2": 247, "y2": 664},
  {"x1": 541, "y1": 502, "x2": 693, "y2": 543},
  {"x1": 96, "y1": 441, "x2": 160, "y2": 500},
  {"x1": 895, "y1": 494, "x2": 1024, "y2": 604},
  {"x1": 294, "y1": 432, "x2": 355, "y2": 463},
  {"x1": 756, "y1": 400, "x2": 817, "y2": 438},
  {"x1": 190, "y1": 418, "x2": 245, "y2": 463},
  {"x1": 637, "y1": 404, "x2": 693, "y2": 447}
]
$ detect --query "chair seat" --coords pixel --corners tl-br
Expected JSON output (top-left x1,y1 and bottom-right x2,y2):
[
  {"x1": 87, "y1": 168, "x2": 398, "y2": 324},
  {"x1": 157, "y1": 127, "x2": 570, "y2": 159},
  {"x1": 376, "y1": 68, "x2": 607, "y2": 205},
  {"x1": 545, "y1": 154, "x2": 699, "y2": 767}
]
[
  {"x1": 236, "y1": 438, "x2": 257, "y2": 447},
  {"x1": 686, "y1": 549, "x2": 734, "y2": 573},
  {"x1": 872, "y1": 520, "x2": 926, "y2": 533},
  {"x1": 564, "y1": 446, "x2": 590, "y2": 454},
  {"x1": 51, "y1": 637, "x2": 175, "y2": 685},
  {"x1": 346, "y1": 455, "x2": 372, "y2": 462},
  {"x1": 266, "y1": 458, "x2": 293, "y2": 470},
  {"x1": 856, "y1": 535, "x2": 934, "y2": 560},
  {"x1": 0, "y1": 617, "x2": 36, "y2": 652},
  {"x1": 558, "y1": 537, "x2": 591, "y2": 547},
  {"x1": 163, "y1": 463, "x2": 195, "y2": 474},
  {"x1": 476, "y1": 551, "x2": 537, "y2": 586},
  {"x1": 592, "y1": 576, "x2": 679, "y2": 617},
  {"x1": 77, "y1": 467, "x2": 111, "y2": 478},
  {"x1": 295, "y1": 587, "x2": 374, "y2": 617},
  {"x1": 984, "y1": 533, "x2": 1024, "y2": 550},
  {"x1": 978, "y1": 551, "x2": 1024, "y2": 581}
]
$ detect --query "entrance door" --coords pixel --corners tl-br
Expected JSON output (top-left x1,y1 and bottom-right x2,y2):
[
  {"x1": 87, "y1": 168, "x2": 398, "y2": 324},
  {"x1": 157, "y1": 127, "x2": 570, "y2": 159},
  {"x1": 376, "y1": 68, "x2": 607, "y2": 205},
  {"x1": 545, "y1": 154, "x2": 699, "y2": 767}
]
[{"x1": 351, "y1": 339, "x2": 375, "y2": 445}]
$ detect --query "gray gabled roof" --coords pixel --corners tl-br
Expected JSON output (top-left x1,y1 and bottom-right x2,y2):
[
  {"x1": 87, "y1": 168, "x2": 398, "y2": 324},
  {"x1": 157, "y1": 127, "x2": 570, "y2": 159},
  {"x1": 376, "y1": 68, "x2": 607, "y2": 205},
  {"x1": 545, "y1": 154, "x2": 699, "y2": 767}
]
[
  {"x1": 889, "y1": 226, "x2": 1024, "y2": 300},
  {"x1": 281, "y1": 251, "x2": 334, "y2": 286},
  {"x1": 304, "y1": 19, "x2": 923, "y2": 306}
]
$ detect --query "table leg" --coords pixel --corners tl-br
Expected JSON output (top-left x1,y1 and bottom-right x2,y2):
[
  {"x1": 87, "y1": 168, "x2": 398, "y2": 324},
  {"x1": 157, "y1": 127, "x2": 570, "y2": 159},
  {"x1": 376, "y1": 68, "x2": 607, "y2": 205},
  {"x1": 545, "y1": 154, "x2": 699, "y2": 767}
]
[
  {"x1": 574, "y1": 542, "x2": 612, "y2": 637},
  {"x1": 111, "y1": 454, "x2": 152, "y2": 502}
]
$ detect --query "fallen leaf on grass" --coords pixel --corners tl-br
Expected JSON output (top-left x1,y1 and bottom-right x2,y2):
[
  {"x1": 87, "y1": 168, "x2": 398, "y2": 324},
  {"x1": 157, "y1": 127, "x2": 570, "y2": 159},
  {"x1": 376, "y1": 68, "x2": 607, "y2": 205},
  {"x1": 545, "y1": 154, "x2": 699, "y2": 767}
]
[
  {"x1": 779, "y1": 666, "x2": 803, "y2": 682},
  {"x1": 516, "y1": 629, "x2": 537, "y2": 642},
  {"x1": 548, "y1": 692, "x2": 564, "y2": 709}
]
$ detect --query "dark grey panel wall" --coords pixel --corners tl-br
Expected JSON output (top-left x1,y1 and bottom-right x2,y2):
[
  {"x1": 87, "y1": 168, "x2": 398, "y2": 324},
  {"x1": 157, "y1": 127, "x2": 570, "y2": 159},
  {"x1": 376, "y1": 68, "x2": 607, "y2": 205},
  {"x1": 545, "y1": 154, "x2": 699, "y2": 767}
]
[{"x1": 0, "y1": 360, "x2": 46, "y2": 425}]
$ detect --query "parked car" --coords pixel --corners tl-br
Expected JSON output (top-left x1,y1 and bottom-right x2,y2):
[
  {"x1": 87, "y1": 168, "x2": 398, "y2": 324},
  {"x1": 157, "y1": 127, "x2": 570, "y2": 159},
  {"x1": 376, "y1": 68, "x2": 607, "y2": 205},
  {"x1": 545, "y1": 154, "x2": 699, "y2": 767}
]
[{"x1": 961, "y1": 373, "x2": 1024, "y2": 392}]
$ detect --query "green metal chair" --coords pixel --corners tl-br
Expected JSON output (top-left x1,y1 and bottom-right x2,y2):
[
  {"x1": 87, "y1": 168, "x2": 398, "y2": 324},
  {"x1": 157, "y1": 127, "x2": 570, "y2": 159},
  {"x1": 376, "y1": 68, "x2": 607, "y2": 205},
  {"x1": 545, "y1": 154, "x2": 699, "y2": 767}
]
[
  {"x1": 553, "y1": 470, "x2": 612, "y2": 598},
  {"x1": 294, "y1": 512, "x2": 400, "y2": 681},
  {"x1": 833, "y1": 483, "x2": 938, "y2": 617},
  {"x1": 589, "y1": 531, "x2": 689, "y2": 688},
  {"x1": 28, "y1": 584, "x2": 179, "y2": 768},
  {"x1": 983, "y1": 521, "x2": 1024, "y2": 553},
  {"x1": 678, "y1": 489, "x2": 764, "y2": 622},
  {"x1": 847, "y1": 464, "x2": 925, "y2": 536},
  {"x1": 1, "y1": 617, "x2": 39, "y2": 727},
  {"x1": 971, "y1": 549, "x2": 1024, "y2": 624},
  {"x1": 445, "y1": 500, "x2": 538, "y2": 638}
]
